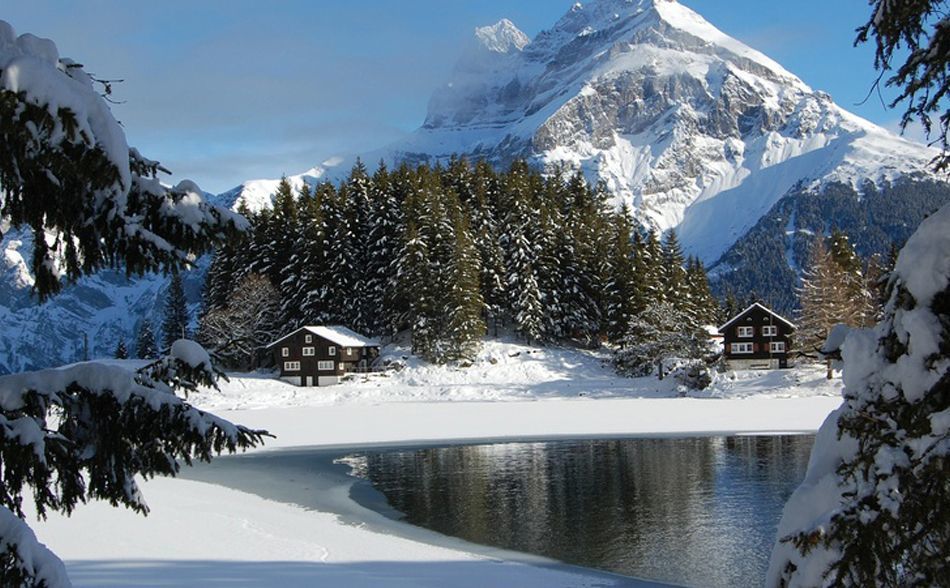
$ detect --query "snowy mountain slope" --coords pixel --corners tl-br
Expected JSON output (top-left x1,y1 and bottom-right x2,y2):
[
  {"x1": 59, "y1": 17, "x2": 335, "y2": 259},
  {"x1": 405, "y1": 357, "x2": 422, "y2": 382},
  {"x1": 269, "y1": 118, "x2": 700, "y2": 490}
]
[
  {"x1": 238, "y1": 0, "x2": 942, "y2": 267},
  {"x1": 396, "y1": 0, "x2": 939, "y2": 261},
  {"x1": 211, "y1": 166, "x2": 328, "y2": 213},
  {"x1": 0, "y1": 228, "x2": 206, "y2": 374}
]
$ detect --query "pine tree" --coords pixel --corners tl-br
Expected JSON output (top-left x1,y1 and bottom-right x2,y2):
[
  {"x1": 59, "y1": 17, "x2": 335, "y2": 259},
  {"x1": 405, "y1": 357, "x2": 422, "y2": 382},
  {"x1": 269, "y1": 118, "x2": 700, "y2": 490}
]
[
  {"x1": 502, "y1": 162, "x2": 544, "y2": 343},
  {"x1": 442, "y1": 207, "x2": 486, "y2": 361},
  {"x1": 535, "y1": 194, "x2": 565, "y2": 339},
  {"x1": 828, "y1": 229, "x2": 876, "y2": 327},
  {"x1": 555, "y1": 170, "x2": 601, "y2": 341},
  {"x1": 769, "y1": 204, "x2": 950, "y2": 587},
  {"x1": 797, "y1": 236, "x2": 841, "y2": 354},
  {"x1": 323, "y1": 181, "x2": 359, "y2": 326},
  {"x1": 661, "y1": 229, "x2": 689, "y2": 312},
  {"x1": 114, "y1": 339, "x2": 128, "y2": 359},
  {"x1": 344, "y1": 160, "x2": 374, "y2": 333},
  {"x1": 364, "y1": 161, "x2": 403, "y2": 336},
  {"x1": 278, "y1": 182, "x2": 320, "y2": 328},
  {"x1": 857, "y1": 1, "x2": 950, "y2": 171},
  {"x1": 685, "y1": 257, "x2": 720, "y2": 325},
  {"x1": 469, "y1": 163, "x2": 507, "y2": 335},
  {"x1": 0, "y1": 23, "x2": 265, "y2": 585},
  {"x1": 398, "y1": 221, "x2": 435, "y2": 356},
  {"x1": 613, "y1": 302, "x2": 710, "y2": 378},
  {"x1": 639, "y1": 230, "x2": 664, "y2": 304},
  {"x1": 135, "y1": 319, "x2": 158, "y2": 359},
  {"x1": 203, "y1": 244, "x2": 239, "y2": 313},
  {"x1": 604, "y1": 208, "x2": 640, "y2": 343},
  {"x1": 162, "y1": 272, "x2": 190, "y2": 350}
]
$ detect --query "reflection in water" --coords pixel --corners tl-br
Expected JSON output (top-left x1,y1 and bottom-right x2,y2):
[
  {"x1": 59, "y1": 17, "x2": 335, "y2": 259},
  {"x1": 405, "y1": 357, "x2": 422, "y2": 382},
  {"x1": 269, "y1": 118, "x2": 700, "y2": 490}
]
[{"x1": 353, "y1": 436, "x2": 814, "y2": 588}]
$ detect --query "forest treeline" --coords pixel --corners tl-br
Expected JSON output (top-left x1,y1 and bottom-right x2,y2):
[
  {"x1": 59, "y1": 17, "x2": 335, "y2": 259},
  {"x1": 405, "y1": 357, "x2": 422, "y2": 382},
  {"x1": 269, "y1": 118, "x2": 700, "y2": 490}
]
[{"x1": 198, "y1": 159, "x2": 721, "y2": 365}]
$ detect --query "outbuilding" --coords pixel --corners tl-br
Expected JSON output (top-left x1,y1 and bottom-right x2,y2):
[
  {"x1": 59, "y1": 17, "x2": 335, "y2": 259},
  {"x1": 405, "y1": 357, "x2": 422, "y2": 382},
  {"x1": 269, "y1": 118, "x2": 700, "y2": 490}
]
[{"x1": 267, "y1": 326, "x2": 380, "y2": 387}]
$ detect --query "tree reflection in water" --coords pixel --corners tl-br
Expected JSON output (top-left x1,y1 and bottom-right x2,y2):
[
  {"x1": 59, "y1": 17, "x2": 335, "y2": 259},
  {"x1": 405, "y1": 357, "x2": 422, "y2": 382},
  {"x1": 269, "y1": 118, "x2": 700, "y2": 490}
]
[{"x1": 355, "y1": 436, "x2": 814, "y2": 588}]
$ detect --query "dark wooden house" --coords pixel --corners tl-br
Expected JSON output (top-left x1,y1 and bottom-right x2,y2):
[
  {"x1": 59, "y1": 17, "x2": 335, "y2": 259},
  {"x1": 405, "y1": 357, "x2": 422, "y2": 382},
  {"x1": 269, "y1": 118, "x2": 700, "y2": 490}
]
[
  {"x1": 266, "y1": 326, "x2": 381, "y2": 387},
  {"x1": 718, "y1": 303, "x2": 795, "y2": 369}
]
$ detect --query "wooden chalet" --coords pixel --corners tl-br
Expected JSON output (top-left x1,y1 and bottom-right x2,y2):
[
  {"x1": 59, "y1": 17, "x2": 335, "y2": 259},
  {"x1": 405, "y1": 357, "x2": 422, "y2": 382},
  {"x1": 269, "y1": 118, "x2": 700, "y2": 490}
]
[
  {"x1": 266, "y1": 326, "x2": 381, "y2": 387},
  {"x1": 718, "y1": 303, "x2": 795, "y2": 370}
]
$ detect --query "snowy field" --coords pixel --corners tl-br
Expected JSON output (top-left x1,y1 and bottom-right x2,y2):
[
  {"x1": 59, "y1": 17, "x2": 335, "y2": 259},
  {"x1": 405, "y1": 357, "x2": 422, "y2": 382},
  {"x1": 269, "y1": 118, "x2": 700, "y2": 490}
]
[{"x1": 30, "y1": 341, "x2": 843, "y2": 587}]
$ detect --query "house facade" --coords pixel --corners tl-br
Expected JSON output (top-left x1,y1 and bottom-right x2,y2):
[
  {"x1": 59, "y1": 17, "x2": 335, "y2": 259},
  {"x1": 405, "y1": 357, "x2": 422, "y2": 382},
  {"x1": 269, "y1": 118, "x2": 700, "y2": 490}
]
[
  {"x1": 718, "y1": 303, "x2": 795, "y2": 370},
  {"x1": 267, "y1": 326, "x2": 380, "y2": 387}
]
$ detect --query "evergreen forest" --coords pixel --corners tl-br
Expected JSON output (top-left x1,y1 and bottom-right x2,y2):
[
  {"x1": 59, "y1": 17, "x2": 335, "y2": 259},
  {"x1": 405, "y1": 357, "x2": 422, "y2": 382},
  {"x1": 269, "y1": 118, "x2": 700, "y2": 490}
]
[{"x1": 200, "y1": 159, "x2": 721, "y2": 365}]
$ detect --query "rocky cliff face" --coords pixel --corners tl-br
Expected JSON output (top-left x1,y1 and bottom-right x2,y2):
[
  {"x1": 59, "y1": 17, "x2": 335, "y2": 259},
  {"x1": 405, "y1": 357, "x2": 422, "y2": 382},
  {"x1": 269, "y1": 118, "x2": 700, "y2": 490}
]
[{"x1": 385, "y1": 0, "x2": 941, "y2": 264}]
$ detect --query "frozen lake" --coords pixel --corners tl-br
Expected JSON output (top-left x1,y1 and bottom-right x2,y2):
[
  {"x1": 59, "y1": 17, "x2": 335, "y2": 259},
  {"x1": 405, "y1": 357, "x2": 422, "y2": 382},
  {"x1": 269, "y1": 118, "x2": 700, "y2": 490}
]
[{"x1": 184, "y1": 435, "x2": 814, "y2": 588}]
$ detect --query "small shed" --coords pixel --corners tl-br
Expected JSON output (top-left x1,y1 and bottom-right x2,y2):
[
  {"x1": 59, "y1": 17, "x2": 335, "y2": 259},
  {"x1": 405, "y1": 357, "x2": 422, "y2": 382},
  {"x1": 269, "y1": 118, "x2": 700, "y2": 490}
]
[
  {"x1": 266, "y1": 326, "x2": 381, "y2": 387},
  {"x1": 718, "y1": 303, "x2": 795, "y2": 370}
]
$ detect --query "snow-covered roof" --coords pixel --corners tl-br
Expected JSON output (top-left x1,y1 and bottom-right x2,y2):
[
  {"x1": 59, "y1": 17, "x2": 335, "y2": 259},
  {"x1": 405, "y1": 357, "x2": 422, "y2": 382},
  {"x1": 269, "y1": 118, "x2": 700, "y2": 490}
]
[
  {"x1": 718, "y1": 303, "x2": 796, "y2": 333},
  {"x1": 267, "y1": 326, "x2": 380, "y2": 349}
]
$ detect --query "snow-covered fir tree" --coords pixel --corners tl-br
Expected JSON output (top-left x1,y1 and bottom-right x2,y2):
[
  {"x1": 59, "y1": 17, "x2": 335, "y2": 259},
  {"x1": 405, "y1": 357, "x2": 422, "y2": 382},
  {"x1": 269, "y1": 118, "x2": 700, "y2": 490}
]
[
  {"x1": 398, "y1": 220, "x2": 435, "y2": 356},
  {"x1": 604, "y1": 207, "x2": 640, "y2": 343},
  {"x1": 661, "y1": 229, "x2": 689, "y2": 314},
  {"x1": 468, "y1": 162, "x2": 507, "y2": 336},
  {"x1": 502, "y1": 162, "x2": 544, "y2": 343},
  {"x1": 0, "y1": 20, "x2": 265, "y2": 586},
  {"x1": 441, "y1": 202, "x2": 486, "y2": 362},
  {"x1": 135, "y1": 319, "x2": 158, "y2": 360},
  {"x1": 613, "y1": 302, "x2": 711, "y2": 379},
  {"x1": 685, "y1": 256, "x2": 720, "y2": 326},
  {"x1": 114, "y1": 339, "x2": 128, "y2": 359},
  {"x1": 768, "y1": 202, "x2": 950, "y2": 587},
  {"x1": 277, "y1": 182, "x2": 312, "y2": 328},
  {"x1": 363, "y1": 162, "x2": 403, "y2": 336}
]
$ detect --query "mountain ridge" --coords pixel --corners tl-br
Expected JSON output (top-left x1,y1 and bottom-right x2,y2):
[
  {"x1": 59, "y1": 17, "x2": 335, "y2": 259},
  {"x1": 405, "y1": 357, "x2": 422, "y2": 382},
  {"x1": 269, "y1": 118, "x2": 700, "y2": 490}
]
[{"x1": 221, "y1": 0, "x2": 940, "y2": 266}]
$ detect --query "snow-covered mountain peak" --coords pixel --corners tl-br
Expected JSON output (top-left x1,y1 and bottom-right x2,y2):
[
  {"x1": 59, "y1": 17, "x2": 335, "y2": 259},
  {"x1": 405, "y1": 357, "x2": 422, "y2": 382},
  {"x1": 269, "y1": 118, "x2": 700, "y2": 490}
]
[
  {"x1": 220, "y1": 0, "x2": 946, "y2": 273},
  {"x1": 387, "y1": 0, "x2": 941, "y2": 258},
  {"x1": 474, "y1": 19, "x2": 530, "y2": 55}
]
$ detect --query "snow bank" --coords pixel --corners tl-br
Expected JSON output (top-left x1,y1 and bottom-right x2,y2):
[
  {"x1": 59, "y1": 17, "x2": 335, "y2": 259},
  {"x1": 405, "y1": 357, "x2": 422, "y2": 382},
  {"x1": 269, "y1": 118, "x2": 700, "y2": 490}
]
[
  {"x1": 189, "y1": 339, "x2": 841, "y2": 410},
  {"x1": 0, "y1": 505, "x2": 70, "y2": 587},
  {"x1": 28, "y1": 476, "x2": 634, "y2": 588}
]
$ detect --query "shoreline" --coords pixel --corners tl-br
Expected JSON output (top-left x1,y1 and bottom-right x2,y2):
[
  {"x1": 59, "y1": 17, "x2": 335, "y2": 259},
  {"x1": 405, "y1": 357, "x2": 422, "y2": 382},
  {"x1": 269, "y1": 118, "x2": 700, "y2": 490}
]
[
  {"x1": 181, "y1": 444, "x2": 672, "y2": 587},
  {"x1": 31, "y1": 395, "x2": 841, "y2": 587}
]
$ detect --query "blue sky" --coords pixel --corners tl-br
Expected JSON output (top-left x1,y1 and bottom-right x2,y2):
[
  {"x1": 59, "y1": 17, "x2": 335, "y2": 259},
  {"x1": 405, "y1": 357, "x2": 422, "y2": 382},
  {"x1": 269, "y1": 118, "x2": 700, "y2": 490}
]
[{"x1": 3, "y1": 0, "x2": 918, "y2": 193}]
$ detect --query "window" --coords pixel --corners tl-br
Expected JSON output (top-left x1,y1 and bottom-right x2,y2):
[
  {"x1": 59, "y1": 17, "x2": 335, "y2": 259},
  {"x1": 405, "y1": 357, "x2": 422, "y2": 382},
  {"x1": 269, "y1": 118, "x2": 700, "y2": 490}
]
[
  {"x1": 329, "y1": 346, "x2": 336, "y2": 356},
  {"x1": 762, "y1": 325, "x2": 778, "y2": 337},
  {"x1": 284, "y1": 361, "x2": 300, "y2": 371},
  {"x1": 737, "y1": 326, "x2": 754, "y2": 338},
  {"x1": 731, "y1": 343, "x2": 754, "y2": 354},
  {"x1": 770, "y1": 342, "x2": 786, "y2": 353},
  {"x1": 305, "y1": 334, "x2": 312, "y2": 343},
  {"x1": 281, "y1": 347, "x2": 289, "y2": 357},
  {"x1": 317, "y1": 360, "x2": 334, "y2": 371},
  {"x1": 302, "y1": 347, "x2": 315, "y2": 357},
  {"x1": 346, "y1": 347, "x2": 355, "y2": 356}
]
